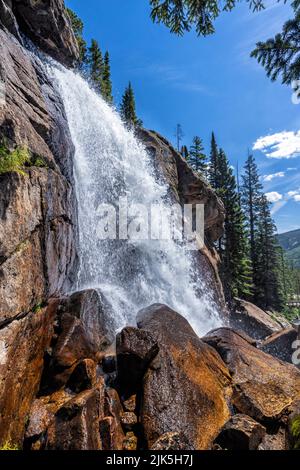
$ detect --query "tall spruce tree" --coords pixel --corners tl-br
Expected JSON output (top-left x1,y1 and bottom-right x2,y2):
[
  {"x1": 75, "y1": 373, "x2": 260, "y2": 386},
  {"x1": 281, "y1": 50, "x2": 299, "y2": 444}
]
[
  {"x1": 189, "y1": 136, "x2": 207, "y2": 174},
  {"x1": 120, "y1": 82, "x2": 142, "y2": 128},
  {"x1": 215, "y1": 149, "x2": 252, "y2": 299},
  {"x1": 251, "y1": 6, "x2": 300, "y2": 85},
  {"x1": 102, "y1": 52, "x2": 113, "y2": 104},
  {"x1": 255, "y1": 195, "x2": 284, "y2": 310},
  {"x1": 66, "y1": 8, "x2": 87, "y2": 67},
  {"x1": 88, "y1": 39, "x2": 104, "y2": 92},
  {"x1": 208, "y1": 132, "x2": 220, "y2": 190},
  {"x1": 181, "y1": 145, "x2": 189, "y2": 161},
  {"x1": 241, "y1": 154, "x2": 263, "y2": 290}
]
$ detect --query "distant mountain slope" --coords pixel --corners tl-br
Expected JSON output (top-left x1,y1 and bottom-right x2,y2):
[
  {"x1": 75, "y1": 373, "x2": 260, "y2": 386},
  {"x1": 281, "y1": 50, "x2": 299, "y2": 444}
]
[{"x1": 278, "y1": 229, "x2": 300, "y2": 268}]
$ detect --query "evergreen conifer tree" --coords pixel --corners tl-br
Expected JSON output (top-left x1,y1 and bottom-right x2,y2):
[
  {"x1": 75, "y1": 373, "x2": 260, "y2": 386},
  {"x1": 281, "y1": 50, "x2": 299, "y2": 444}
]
[
  {"x1": 88, "y1": 39, "x2": 104, "y2": 92},
  {"x1": 66, "y1": 8, "x2": 87, "y2": 67},
  {"x1": 102, "y1": 52, "x2": 113, "y2": 103},
  {"x1": 241, "y1": 154, "x2": 263, "y2": 290},
  {"x1": 120, "y1": 82, "x2": 142, "y2": 128},
  {"x1": 216, "y1": 149, "x2": 252, "y2": 299},
  {"x1": 208, "y1": 132, "x2": 220, "y2": 189},
  {"x1": 255, "y1": 195, "x2": 284, "y2": 310},
  {"x1": 189, "y1": 136, "x2": 207, "y2": 174},
  {"x1": 181, "y1": 145, "x2": 189, "y2": 161}
]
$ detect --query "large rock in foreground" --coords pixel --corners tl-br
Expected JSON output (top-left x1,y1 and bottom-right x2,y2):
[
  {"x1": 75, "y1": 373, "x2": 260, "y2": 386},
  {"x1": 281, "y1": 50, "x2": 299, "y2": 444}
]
[
  {"x1": 203, "y1": 328, "x2": 300, "y2": 423},
  {"x1": 117, "y1": 304, "x2": 232, "y2": 450}
]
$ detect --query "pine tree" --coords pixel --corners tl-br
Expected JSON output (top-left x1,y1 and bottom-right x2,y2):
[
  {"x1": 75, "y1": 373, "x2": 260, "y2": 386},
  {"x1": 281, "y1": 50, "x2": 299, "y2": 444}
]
[
  {"x1": 255, "y1": 195, "x2": 284, "y2": 310},
  {"x1": 102, "y1": 52, "x2": 113, "y2": 104},
  {"x1": 181, "y1": 145, "x2": 189, "y2": 161},
  {"x1": 88, "y1": 39, "x2": 104, "y2": 91},
  {"x1": 208, "y1": 132, "x2": 220, "y2": 190},
  {"x1": 149, "y1": 0, "x2": 265, "y2": 37},
  {"x1": 189, "y1": 136, "x2": 207, "y2": 174},
  {"x1": 215, "y1": 149, "x2": 252, "y2": 299},
  {"x1": 174, "y1": 124, "x2": 184, "y2": 151},
  {"x1": 251, "y1": 6, "x2": 300, "y2": 85},
  {"x1": 120, "y1": 82, "x2": 142, "y2": 128},
  {"x1": 241, "y1": 153, "x2": 263, "y2": 291},
  {"x1": 66, "y1": 8, "x2": 87, "y2": 67}
]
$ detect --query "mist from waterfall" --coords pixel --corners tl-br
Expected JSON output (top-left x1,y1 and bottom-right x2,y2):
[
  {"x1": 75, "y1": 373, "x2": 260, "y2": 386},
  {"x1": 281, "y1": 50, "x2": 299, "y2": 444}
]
[{"x1": 51, "y1": 64, "x2": 221, "y2": 336}]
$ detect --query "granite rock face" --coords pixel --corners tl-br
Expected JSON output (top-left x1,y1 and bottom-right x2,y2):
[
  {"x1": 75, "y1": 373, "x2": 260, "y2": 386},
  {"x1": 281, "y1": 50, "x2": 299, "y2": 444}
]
[{"x1": 0, "y1": 0, "x2": 79, "y2": 66}]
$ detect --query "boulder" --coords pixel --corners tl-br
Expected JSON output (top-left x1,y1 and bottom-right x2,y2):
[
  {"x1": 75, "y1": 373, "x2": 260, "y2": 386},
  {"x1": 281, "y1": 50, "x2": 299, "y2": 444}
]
[
  {"x1": 150, "y1": 432, "x2": 193, "y2": 450},
  {"x1": 100, "y1": 388, "x2": 125, "y2": 450},
  {"x1": 24, "y1": 389, "x2": 72, "y2": 450},
  {"x1": 230, "y1": 299, "x2": 283, "y2": 340},
  {"x1": 215, "y1": 414, "x2": 266, "y2": 450},
  {"x1": 0, "y1": 300, "x2": 57, "y2": 447},
  {"x1": 60, "y1": 289, "x2": 115, "y2": 351},
  {"x1": 117, "y1": 304, "x2": 232, "y2": 450},
  {"x1": 288, "y1": 400, "x2": 300, "y2": 450},
  {"x1": 46, "y1": 381, "x2": 104, "y2": 450},
  {"x1": 66, "y1": 358, "x2": 97, "y2": 394},
  {"x1": 39, "y1": 311, "x2": 97, "y2": 393},
  {"x1": 0, "y1": 0, "x2": 79, "y2": 66},
  {"x1": 259, "y1": 328, "x2": 297, "y2": 364},
  {"x1": 258, "y1": 428, "x2": 287, "y2": 450},
  {"x1": 203, "y1": 328, "x2": 300, "y2": 423}
]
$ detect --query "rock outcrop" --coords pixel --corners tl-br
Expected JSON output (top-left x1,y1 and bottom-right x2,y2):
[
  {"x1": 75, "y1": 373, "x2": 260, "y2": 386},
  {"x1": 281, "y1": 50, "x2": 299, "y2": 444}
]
[
  {"x1": 0, "y1": 0, "x2": 79, "y2": 66},
  {"x1": 259, "y1": 328, "x2": 297, "y2": 364},
  {"x1": 230, "y1": 298, "x2": 283, "y2": 340},
  {"x1": 203, "y1": 328, "x2": 300, "y2": 423},
  {"x1": 117, "y1": 304, "x2": 232, "y2": 450}
]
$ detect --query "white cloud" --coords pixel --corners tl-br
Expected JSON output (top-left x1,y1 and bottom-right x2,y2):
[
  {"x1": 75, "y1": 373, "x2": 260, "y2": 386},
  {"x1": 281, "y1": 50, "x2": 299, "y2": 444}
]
[
  {"x1": 266, "y1": 191, "x2": 283, "y2": 203},
  {"x1": 263, "y1": 171, "x2": 285, "y2": 182},
  {"x1": 287, "y1": 190, "x2": 299, "y2": 198},
  {"x1": 253, "y1": 131, "x2": 300, "y2": 159},
  {"x1": 287, "y1": 167, "x2": 297, "y2": 171},
  {"x1": 294, "y1": 195, "x2": 300, "y2": 202}
]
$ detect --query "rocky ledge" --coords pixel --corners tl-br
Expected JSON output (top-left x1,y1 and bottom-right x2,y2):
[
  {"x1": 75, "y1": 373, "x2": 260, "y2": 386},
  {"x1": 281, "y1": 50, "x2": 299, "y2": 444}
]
[{"x1": 2, "y1": 295, "x2": 297, "y2": 450}]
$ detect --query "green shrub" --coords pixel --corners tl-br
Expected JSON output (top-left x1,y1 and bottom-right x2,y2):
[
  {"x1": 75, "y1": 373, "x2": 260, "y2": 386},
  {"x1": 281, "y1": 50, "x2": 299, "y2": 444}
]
[
  {"x1": 291, "y1": 416, "x2": 300, "y2": 450},
  {"x1": 32, "y1": 155, "x2": 48, "y2": 168},
  {"x1": 0, "y1": 144, "x2": 30, "y2": 176},
  {"x1": 0, "y1": 441, "x2": 20, "y2": 451}
]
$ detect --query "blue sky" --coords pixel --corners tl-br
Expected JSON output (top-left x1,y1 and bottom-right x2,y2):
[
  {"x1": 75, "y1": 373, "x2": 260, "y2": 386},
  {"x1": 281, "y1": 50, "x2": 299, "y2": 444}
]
[{"x1": 67, "y1": 0, "x2": 300, "y2": 233}]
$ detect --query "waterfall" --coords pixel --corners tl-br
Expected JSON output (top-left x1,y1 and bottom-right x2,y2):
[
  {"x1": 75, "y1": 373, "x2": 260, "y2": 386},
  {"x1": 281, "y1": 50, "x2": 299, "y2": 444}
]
[{"x1": 51, "y1": 64, "x2": 221, "y2": 336}]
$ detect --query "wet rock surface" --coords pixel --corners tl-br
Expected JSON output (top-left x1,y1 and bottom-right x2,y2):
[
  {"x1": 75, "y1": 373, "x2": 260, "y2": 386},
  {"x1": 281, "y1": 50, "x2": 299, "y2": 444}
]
[
  {"x1": 215, "y1": 414, "x2": 266, "y2": 450},
  {"x1": 203, "y1": 327, "x2": 300, "y2": 423},
  {"x1": 117, "y1": 304, "x2": 232, "y2": 450},
  {"x1": 259, "y1": 327, "x2": 297, "y2": 364}
]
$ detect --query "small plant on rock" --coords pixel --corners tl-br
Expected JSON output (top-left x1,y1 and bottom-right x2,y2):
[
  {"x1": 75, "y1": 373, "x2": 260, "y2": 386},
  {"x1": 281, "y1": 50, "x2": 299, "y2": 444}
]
[{"x1": 0, "y1": 144, "x2": 30, "y2": 176}]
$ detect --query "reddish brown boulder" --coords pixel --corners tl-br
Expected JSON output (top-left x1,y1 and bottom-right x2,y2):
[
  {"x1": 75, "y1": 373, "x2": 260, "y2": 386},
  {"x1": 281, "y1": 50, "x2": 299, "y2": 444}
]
[
  {"x1": 117, "y1": 304, "x2": 232, "y2": 450},
  {"x1": 100, "y1": 388, "x2": 125, "y2": 450},
  {"x1": 203, "y1": 328, "x2": 300, "y2": 423},
  {"x1": 259, "y1": 327, "x2": 297, "y2": 364},
  {"x1": 150, "y1": 432, "x2": 193, "y2": 450},
  {"x1": 258, "y1": 428, "x2": 287, "y2": 450},
  {"x1": 215, "y1": 414, "x2": 266, "y2": 450},
  {"x1": 0, "y1": 301, "x2": 57, "y2": 447},
  {"x1": 46, "y1": 381, "x2": 105, "y2": 450},
  {"x1": 66, "y1": 358, "x2": 97, "y2": 394}
]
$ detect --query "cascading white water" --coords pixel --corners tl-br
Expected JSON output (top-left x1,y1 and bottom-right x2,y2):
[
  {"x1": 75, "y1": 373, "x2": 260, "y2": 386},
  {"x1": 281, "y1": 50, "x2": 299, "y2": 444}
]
[{"x1": 51, "y1": 64, "x2": 221, "y2": 336}]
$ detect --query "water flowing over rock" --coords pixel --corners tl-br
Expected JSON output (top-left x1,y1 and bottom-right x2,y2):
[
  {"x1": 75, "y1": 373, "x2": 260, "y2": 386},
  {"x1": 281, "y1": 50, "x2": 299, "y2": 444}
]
[{"x1": 51, "y1": 64, "x2": 223, "y2": 337}]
